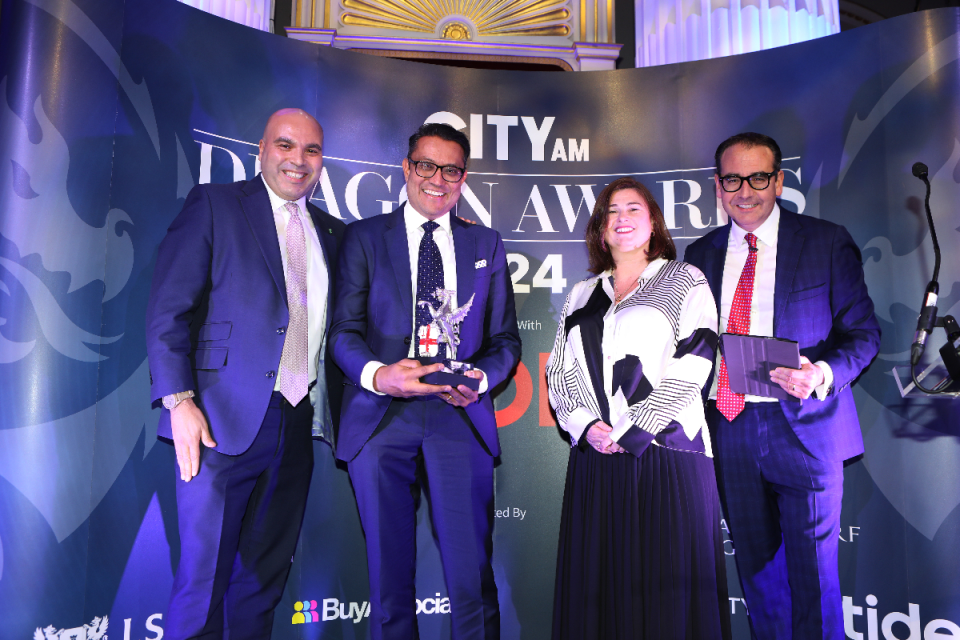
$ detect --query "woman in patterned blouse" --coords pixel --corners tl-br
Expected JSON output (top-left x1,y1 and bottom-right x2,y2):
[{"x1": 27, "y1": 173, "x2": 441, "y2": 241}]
[{"x1": 546, "y1": 176, "x2": 731, "y2": 639}]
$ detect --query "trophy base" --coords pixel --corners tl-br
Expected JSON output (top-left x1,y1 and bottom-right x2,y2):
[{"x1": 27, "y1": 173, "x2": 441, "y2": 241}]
[{"x1": 422, "y1": 360, "x2": 480, "y2": 391}]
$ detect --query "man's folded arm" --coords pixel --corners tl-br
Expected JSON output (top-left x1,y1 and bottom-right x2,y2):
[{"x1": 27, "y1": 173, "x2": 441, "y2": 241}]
[
  {"x1": 820, "y1": 225, "x2": 881, "y2": 392},
  {"x1": 146, "y1": 185, "x2": 215, "y2": 402}
]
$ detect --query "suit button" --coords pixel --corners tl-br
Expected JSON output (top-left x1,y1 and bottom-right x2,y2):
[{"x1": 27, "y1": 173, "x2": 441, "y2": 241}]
[
  {"x1": 266, "y1": 371, "x2": 275, "y2": 378},
  {"x1": 277, "y1": 327, "x2": 285, "y2": 334},
  {"x1": 404, "y1": 336, "x2": 411, "y2": 345}
]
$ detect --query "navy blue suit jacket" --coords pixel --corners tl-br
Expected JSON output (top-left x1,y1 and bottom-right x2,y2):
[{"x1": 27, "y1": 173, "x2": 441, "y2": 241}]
[
  {"x1": 683, "y1": 209, "x2": 880, "y2": 462},
  {"x1": 329, "y1": 207, "x2": 521, "y2": 462},
  {"x1": 146, "y1": 177, "x2": 345, "y2": 455}
]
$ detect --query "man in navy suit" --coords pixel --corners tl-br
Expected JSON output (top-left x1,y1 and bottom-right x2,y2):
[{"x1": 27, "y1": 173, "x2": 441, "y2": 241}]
[
  {"x1": 684, "y1": 133, "x2": 880, "y2": 639},
  {"x1": 146, "y1": 109, "x2": 344, "y2": 639},
  {"x1": 329, "y1": 123, "x2": 521, "y2": 640}
]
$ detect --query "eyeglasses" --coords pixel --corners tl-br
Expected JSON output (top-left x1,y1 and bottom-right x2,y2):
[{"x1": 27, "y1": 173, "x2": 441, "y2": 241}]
[
  {"x1": 407, "y1": 157, "x2": 465, "y2": 183},
  {"x1": 718, "y1": 171, "x2": 779, "y2": 193}
]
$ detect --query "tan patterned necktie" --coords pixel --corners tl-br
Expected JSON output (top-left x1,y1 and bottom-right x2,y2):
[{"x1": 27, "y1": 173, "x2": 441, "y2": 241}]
[{"x1": 279, "y1": 202, "x2": 308, "y2": 405}]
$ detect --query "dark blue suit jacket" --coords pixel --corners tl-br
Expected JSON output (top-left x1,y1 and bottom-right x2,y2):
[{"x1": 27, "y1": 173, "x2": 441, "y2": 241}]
[
  {"x1": 683, "y1": 209, "x2": 880, "y2": 462},
  {"x1": 329, "y1": 207, "x2": 521, "y2": 462},
  {"x1": 146, "y1": 177, "x2": 345, "y2": 455}
]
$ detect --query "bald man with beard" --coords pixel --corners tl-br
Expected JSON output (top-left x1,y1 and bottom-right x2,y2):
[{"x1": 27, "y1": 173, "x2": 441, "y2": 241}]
[{"x1": 147, "y1": 109, "x2": 345, "y2": 639}]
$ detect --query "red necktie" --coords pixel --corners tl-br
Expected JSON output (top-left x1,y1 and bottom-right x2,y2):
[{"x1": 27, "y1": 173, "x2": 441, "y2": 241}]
[{"x1": 717, "y1": 232, "x2": 758, "y2": 422}]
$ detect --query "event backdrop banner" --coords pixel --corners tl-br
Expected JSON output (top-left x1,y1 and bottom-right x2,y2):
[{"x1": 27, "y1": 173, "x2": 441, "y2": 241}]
[{"x1": 1, "y1": 0, "x2": 959, "y2": 637}]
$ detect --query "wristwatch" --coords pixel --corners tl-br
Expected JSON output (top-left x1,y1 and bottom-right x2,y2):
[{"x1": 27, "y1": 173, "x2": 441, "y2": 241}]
[{"x1": 162, "y1": 390, "x2": 195, "y2": 410}]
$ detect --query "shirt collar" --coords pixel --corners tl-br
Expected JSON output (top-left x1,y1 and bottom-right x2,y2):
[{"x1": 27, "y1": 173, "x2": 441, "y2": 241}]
[
  {"x1": 729, "y1": 203, "x2": 780, "y2": 249},
  {"x1": 403, "y1": 201, "x2": 452, "y2": 236},
  {"x1": 261, "y1": 174, "x2": 309, "y2": 221}
]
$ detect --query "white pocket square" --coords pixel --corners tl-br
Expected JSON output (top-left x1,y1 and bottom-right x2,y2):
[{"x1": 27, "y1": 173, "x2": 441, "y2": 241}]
[{"x1": 475, "y1": 260, "x2": 487, "y2": 269}]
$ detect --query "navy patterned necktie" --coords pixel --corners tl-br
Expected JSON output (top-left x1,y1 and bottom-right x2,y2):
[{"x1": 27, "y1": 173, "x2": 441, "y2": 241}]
[{"x1": 415, "y1": 220, "x2": 446, "y2": 363}]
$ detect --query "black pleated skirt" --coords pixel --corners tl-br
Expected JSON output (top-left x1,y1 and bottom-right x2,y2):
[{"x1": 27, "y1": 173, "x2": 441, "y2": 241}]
[{"x1": 552, "y1": 443, "x2": 732, "y2": 640}]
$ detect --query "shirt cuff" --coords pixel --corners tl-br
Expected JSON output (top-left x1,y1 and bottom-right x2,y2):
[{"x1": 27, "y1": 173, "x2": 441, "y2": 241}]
[
  {"x1": 564, "y1": 407, "x2": 601, "y2": 443},
  {"x1": 361, "y1": 360, "x2": 387, "y2": 395},
  {"x1": 476, "y1": 368, "x2": 488, "y2": 395},
  {"x1": 813, "y1": 360, "x2": 834, "y2": 400}
]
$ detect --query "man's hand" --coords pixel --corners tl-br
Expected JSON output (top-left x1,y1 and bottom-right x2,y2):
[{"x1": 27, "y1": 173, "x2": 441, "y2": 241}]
[
  {"x1": 373, "y1": 359, "x2": 450, "y2": 397},
  {"x1": 770, "y1": 356, "x2": 824, "y2": 400},
  {"x1": 439, "y1": 369, "x2": 484, "y2": 407},
  {"x1": 171, "y1": 398, "x2": 217, "y2": 482},
  {"x1": 584, "y1": 421, "x2": 625, "y2": 454}
]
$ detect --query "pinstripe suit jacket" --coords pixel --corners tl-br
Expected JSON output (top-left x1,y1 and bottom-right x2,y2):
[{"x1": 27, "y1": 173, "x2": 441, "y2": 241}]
[{"x1": 683, "y1": 209, "x2": 880, "y2": 462}]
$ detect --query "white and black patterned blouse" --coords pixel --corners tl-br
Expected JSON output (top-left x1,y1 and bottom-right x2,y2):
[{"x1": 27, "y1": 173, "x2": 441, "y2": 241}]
[{"x1": 545, "y1": 258, "x2": 719, "y2": 458}]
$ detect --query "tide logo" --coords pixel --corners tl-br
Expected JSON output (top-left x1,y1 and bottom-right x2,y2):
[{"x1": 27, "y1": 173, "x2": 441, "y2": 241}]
[
  {"x1": 292, "y1": 600, "x2": 319, "y2": 624},
  {"x1": 843, "y1": 595, "x2": 960, "y2": 639}
]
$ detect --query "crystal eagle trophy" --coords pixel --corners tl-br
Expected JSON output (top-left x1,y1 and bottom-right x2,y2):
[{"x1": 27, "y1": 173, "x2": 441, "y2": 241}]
[{"x1": 417, "y1": 288, "x2": 481, "y2": 391}]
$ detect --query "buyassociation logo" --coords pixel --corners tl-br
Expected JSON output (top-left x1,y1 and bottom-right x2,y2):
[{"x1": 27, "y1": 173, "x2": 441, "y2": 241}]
[
  {"x1": 293, "y1": 598, "x2": 370, "y2": 624},
  {"x1": 292, "y1": 600, "x2": 319, "y2": 624},
  {"x1": 293, "y1": 593, "x2": 452, "y2": 624},
  {"x1": 33, "y1": 615, "x2": 108, "y2": 640}
]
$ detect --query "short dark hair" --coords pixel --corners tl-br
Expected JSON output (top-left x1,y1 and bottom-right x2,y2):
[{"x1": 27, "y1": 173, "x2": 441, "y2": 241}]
[
  {"x1": 407, "y1": 123, "x2": 470, "y2": 169},
  {"x1": 714, "y1": 132, "x2": 782, "y2": 175},
  {"x1": 585, "y1": 177, "x2": 676, "y2": 275}
]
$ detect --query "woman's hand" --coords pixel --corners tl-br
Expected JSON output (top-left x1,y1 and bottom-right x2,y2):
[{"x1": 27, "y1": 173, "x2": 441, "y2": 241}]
[{"x1": 585, "y1": 422, "x2": 625, "y2": 454}]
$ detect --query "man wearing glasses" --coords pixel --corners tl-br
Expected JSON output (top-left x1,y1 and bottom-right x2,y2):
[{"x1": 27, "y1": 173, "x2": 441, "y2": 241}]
[
  {"x1": 684, "y1": 133, "x2": 879, "y2": 639},
  {"x1": 330, "y1": 122, "x2": 520, "y2": 640}
]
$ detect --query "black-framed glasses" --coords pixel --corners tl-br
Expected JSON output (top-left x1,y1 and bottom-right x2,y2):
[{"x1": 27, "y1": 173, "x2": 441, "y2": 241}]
[
  {"x1": 718, "y1": 171, "x2": 778, "y2": 192},
  {"x1": 407, "y1": 157, "x2": 465, "y2": 183}
]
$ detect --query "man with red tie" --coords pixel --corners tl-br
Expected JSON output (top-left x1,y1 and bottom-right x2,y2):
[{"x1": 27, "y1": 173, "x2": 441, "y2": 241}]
[{"x1": 684, "y1": 133, "x2": 880, "y2": 639}]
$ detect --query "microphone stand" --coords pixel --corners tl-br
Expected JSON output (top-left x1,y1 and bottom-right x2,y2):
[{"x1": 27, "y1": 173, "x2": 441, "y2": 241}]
[{"x1": 910, "y1": 162, "x2": 955, "y2": 394}]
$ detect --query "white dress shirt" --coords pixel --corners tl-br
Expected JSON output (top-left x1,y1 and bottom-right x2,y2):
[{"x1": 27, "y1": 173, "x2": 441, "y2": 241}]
[
  {"x1": 360, "y1": 202, "x2": 488, "y2": 394},
  {"x1": 709, "y1": 204, "x2": 832, "y2": 401},
  {"x1": 262, "y1": 175, "x2": 329, "y2": 390}
]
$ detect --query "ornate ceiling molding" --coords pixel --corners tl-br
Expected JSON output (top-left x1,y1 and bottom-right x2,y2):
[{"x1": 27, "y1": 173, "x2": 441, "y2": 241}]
[{"x1": 338, "y1": 0, "x2": 573, "y2": 38}]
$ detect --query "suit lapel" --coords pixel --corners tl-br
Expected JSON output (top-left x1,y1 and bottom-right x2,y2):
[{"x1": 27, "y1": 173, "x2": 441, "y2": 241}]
[
  {"x1": 384, "y1": 208, "x2": 414, "y2": 322},
  {"x1": 452, "y1": 218, "x2": 476, "y2": 306},
  {"x1": 452, "y1": 217, "x2": 477, "y2": 356},
  {"x1": 307, "y1": 203, "x2": 337, "y2": 329},
  {"x1": 774, "y1": 211, "x2": 803, "y2": 334},
  {"x1": 239, "y1": 178, "x2": 286, "y2": 304},
  {"x1": 704, "y1": 225, "x2": 730, "y2": 314}
]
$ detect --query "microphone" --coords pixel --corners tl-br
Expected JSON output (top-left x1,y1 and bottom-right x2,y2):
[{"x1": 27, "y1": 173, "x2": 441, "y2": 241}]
[{"x1": 910, "y1": 160, "x2": 940, "y2": 366}]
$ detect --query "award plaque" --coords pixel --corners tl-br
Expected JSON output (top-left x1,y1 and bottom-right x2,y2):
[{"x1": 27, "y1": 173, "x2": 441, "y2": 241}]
[{"x1": 417, "y1": 288, "x2": 481, "y2": 391}]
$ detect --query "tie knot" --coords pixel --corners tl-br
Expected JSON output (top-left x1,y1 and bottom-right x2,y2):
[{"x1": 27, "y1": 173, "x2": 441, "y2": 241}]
[
  {"x1": 745, "y1": 233, "x2": 758, "y2": 251},
  {"x1": 422, "y1": 220, "x2": 439, "y2": 235},
  {"x1": 284, "y1": 201, "x2": 300, "y2": 217}
]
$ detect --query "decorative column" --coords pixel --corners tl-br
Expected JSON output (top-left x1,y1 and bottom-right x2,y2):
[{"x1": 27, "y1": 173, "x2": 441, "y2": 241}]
[
  {"x1": 177, "y1": 0, "x2": 273, "y2": 32},
  {"x1": 634, "y1": 0, "x2": 840, "y2": 67}
]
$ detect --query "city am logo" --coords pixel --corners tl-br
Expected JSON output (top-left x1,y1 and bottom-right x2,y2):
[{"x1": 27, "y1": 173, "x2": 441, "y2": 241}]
[{"x1": 34, "y1": 616, "x2": 108, "y2": 640}]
